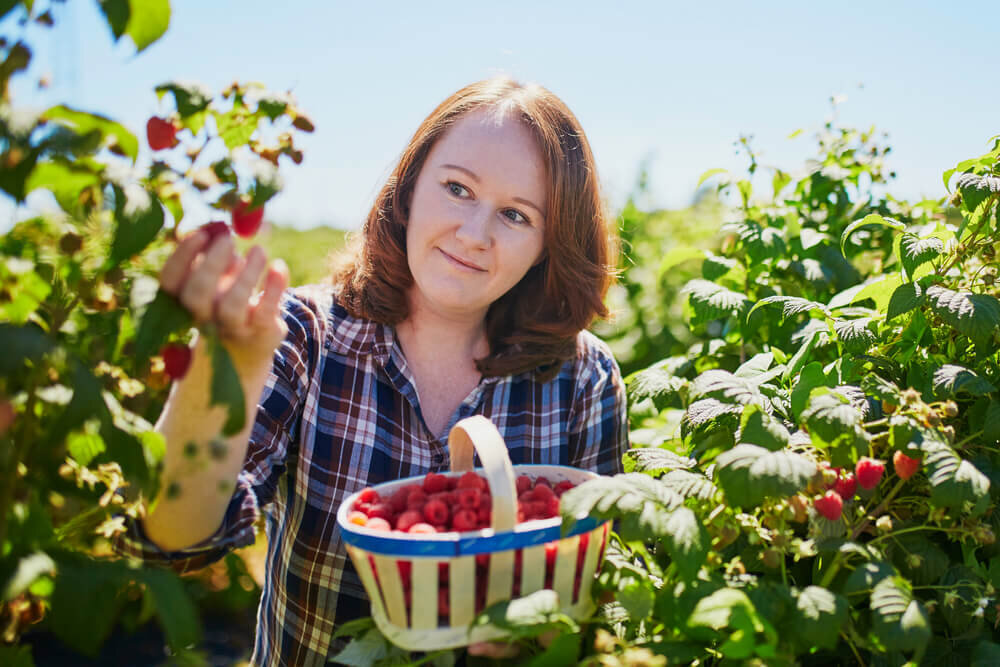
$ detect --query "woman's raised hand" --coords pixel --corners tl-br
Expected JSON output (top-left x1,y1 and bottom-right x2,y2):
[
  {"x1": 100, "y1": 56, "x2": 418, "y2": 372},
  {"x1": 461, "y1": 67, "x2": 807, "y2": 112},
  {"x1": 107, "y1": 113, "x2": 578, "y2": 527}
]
[{"x1": 159, "y1": 227, "x2": 289, "y2": 374}]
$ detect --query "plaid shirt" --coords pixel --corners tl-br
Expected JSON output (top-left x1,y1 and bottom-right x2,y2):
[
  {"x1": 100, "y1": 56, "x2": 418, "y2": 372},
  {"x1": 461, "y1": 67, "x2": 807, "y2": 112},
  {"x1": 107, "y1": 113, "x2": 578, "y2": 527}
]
[{"x1": 117, "y1": 285, "x2": 626, "y2": 666}]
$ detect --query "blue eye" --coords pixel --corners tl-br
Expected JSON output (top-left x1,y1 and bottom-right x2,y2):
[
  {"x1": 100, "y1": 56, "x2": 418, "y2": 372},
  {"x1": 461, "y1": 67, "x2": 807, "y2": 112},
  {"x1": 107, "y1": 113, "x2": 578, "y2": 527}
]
[
  {"x1": 503, "y1": 209, "x2": 529, "y2": 225},
  {"x1": 447, "y1": 182, "x2": 469, "y2": 197}
]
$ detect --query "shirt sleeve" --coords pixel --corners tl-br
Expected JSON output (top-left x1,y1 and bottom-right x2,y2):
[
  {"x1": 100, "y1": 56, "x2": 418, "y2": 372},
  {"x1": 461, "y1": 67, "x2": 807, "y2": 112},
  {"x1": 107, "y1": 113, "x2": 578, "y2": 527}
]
[
  {"x1": 113, "y1": 291, "x2": 317, "y2": 572},
  {"x1": 567, "y1": 335, "x2": 628, "y2": 476}
]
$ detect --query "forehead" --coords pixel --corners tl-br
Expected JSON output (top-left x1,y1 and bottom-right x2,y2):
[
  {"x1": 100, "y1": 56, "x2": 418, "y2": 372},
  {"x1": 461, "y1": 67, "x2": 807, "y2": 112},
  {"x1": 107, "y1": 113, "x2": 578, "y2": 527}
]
[{"x1": 427, "y1": 109, "x2": 548, "y2": 201}]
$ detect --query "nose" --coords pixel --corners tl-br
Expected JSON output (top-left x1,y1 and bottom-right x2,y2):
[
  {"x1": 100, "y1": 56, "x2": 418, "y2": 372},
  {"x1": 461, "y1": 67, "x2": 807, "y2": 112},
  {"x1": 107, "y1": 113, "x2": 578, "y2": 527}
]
[{"x1": 454, "y1": 205, "x2": 493, "y2": 249}]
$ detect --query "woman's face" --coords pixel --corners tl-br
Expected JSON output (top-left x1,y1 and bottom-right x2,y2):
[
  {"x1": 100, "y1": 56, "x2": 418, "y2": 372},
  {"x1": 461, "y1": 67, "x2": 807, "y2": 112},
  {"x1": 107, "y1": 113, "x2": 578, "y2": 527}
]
[{"x1": 404, "y1": 108, "x2": 547, "y2": 323}]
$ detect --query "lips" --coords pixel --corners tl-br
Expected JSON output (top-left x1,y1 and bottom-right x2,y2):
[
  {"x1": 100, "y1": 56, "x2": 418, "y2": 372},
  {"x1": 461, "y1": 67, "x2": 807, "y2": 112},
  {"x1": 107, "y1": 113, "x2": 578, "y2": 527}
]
[{"x1": 438, "y1": 248, "x2": 486, "y2": 272}]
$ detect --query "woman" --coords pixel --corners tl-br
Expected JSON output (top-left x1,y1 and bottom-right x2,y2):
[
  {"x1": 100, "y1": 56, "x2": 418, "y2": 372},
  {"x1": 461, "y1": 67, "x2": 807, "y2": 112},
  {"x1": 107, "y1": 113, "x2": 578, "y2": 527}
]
[{"x1": 119, "y1": 76, "x2": 626, "y2": 666}]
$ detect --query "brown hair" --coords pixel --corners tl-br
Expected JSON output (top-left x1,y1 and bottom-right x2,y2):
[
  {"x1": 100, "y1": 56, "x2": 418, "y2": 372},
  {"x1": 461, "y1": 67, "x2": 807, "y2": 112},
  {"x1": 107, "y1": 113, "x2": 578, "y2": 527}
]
[{"x1": 331, "y1": 76, "x2": 616, "y2": 378}]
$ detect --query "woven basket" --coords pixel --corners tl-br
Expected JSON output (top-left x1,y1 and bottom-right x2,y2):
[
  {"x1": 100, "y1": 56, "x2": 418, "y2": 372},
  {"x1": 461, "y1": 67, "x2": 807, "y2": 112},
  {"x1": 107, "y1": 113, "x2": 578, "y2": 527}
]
[{"x1": 336, "y1": 415, "x2": 610, "y2": 651}]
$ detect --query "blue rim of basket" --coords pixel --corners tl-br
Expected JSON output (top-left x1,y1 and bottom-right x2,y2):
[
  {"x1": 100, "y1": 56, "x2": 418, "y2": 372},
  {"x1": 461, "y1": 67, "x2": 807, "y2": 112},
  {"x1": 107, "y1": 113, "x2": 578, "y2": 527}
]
[{"x1": 337, "y1": 465, "x2": 607, "y2": 557}]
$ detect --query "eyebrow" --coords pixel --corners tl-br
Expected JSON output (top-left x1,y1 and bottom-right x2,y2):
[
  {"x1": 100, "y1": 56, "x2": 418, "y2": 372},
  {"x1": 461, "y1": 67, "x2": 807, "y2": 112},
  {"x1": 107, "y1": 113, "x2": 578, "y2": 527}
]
[{"x1": 440, "y1": 163, "x2": 546, "y2": 217}]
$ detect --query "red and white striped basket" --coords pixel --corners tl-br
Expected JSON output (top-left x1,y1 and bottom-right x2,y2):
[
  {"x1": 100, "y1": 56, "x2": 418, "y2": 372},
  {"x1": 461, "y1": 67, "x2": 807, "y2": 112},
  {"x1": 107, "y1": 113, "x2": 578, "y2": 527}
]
[{"x1": 336, "y1": 416, "x2": 610, "y2": 651}]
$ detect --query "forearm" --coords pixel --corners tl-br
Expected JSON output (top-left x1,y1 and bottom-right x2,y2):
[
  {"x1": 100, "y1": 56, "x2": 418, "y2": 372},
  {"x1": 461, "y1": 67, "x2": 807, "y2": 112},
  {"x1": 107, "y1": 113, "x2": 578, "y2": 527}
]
[{"x1": 143, "y1": 334, "x2": 272, "y2": 552}]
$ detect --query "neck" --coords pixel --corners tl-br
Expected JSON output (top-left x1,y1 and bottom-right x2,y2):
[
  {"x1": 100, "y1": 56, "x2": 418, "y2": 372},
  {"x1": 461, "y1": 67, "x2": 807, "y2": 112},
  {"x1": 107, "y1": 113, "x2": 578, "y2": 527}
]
[{"x1": 396, "y1": 301, "x2": 490, "y2": 367}]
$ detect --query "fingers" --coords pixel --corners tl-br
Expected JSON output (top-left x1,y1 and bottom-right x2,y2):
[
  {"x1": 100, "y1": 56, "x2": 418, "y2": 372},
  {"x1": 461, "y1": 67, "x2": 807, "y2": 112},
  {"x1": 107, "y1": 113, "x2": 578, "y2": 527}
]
[
  {"x1": 160, "y1": 230, "x2": 208, "y2": 295},
  {"x1": 215, "y1": 245, "x2": 267, "y2": 333},
  {"x1": 248, "y1": 258, "x2": 288, "y2": 331},
  {"x1": 178, "y1": 234, "x2": 236, "y2": 322}
]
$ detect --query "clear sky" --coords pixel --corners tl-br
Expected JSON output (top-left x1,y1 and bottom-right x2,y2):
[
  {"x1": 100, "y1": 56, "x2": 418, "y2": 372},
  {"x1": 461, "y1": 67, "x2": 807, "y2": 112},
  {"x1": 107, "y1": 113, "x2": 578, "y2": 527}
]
[{"x1": 6, "y1": 0, "x2": 1000, "y2": 230}]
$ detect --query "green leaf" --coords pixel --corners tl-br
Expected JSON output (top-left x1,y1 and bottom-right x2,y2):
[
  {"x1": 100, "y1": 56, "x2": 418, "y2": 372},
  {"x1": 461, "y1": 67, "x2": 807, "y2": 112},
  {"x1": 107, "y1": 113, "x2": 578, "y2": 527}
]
[
  {"x1": 209, "y1": 334, "x2": 246, "y2": 436},
  {"x1": 714, "y1": 444, "x2": 817, "y2": 508},
  {"x1": 701, "y1": 254, "x2": 746, "y2": 287},
  {"x1": 108, "y1": 187, "x2": 165, "y2": 266},
  {"x1": 790, "y1": 362, "x2": 828, "y2": 421},
  {"x1": 887, "y1": 282, "x2": 925, "y2": 320},
  {"x1": 739, "y1": 404, "x2": 790, "y2": 451},
  {"x1": 840, "y1": 214, "x2": 906, "y2": 256},
  {"x1": 328, "y1": 628, "x2": 392, "y2": 667},
  {"x1": 748, "y1": 295, "x2": 831, "y2": 323},
  {"x1": 559, "y1": 473, "x2": 683, "y2": 529},
  {"x1": 658, "y1": 245, "x2": 706, "y2": 277},
  {"x1": 49, "y1": 363, "x2": 110, "y2": 448},
  {"x1": 681, "y1": 398, "x2": 742, "y2": 441},
  {"x1": 49, "y1": 554, "x2": 132, "y2": 657},
  {"x1": 891, "y1": 535, "x2": 950, "y2": 586},
  {"x1": 41, "y1": 105, "x2": 139, "y2": 160},
  {"x1": 922, "y1": 440, "x2": 991, "y2": 515},
  {"x1": 833, "y1": 317, "x2": 877, "y2": 354},
  {"x1": 844, "y1": 561, "x2": 895, "y2": 597},
  {"x1": 25, "y1": 159, "x2": 103, "y2": 213},
  {"x1": 99, "y1": 0, "x2": 170, "y2": 53},
  {"x1": 660, "y1": 507, "x2": 709, "y2": 581},
  {"x1": 925, "y1": 285, "x2": 1000, "y2": 349},
  {"x1": 898, "y1": 233, "x2": 943, "y2": 280},
  {"x1": 134, "y1": 568, "x2": 202, "y2": 652},
  {"x1": 0, "y1": 323, "x2": 54, "y2": 375},
  {"x1": 932, "y1": 364, "x2": 997, "y2": 398},
  {"x1": 155, "y1": 81, "x2": 212, "y2": 118},
  {"x1": 800, "y1": 390, "x2": 868, "y2": 465},
  {"x1": 133, "y1": 289, "x2": 193, "y2": 363},
  {"x1": 726, "y1": 220, "x2": 786, "y2": 263},
  {"x1": 480, "y1": 589, "x2": 571, "y2": 631},
  {"x1": 682, "y1": 279, "x2": 751, "y2": 326},
  {"x1": 955, "y1": 172, "x2": 1000, "y2": 215},
  {"x1": 627, "y1": 366, "x2": 687, "y2": 411},
  {"x1": 67, "y1": 430, "x2": 105, "y2": 466},
  {"x1": 789, "y1": 586, "x2": 848, "y2": 651},
  {"x1": 972, "y1": 641, "x2": 1000, "y2": 667},
  {"x1": 860, "y1": 374, "x2": 901, "y2": 404},
  {"x1": 660, "y1": 469, "x2": 718, "y2": 501},
  {"x1": 696, "y1": 168, "x2": 728, "y2": 189},
  {"x1": 214, "y1": 107, "x2": 258, "y2": 150},
  {"x1": 690, "y1": 369, "x2": 766, "y2": 408},
  {"x1": 870, "y1": 576, "x2": 931, "y2": 654},
  {"x1": 524, "y1": 632, "x2": 580, "y2": 667},
  {"x1": 618, "y1": 578, "x2": 655, "y2": 620},
  {"x1": 734, "y1": 352, "x2": 774, "y2": 379},
  {"x1": 625, "y1": 448, "x2": 696, "y2": 475}
]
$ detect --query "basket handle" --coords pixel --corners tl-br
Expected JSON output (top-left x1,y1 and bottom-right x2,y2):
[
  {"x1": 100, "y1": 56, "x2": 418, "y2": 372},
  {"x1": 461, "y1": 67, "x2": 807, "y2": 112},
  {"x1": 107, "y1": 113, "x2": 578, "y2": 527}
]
[{"x1": 447, "y1": 416, "x2": 518, "y2": 533}]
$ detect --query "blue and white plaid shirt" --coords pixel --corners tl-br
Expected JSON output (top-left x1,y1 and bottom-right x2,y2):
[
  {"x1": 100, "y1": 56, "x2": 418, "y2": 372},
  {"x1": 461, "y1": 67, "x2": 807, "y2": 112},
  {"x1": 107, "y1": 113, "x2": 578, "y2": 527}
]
[{"x1": 117, "y1": 284, "x2": 627, "y2": 666}]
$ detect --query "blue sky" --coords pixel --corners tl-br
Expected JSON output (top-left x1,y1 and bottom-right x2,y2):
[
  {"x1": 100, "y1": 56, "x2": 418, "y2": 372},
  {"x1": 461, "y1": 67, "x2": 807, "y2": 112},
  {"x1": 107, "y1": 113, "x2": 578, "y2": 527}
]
[{"x1": 6, "y1": 0, "x2": 1000, "y2": 230}]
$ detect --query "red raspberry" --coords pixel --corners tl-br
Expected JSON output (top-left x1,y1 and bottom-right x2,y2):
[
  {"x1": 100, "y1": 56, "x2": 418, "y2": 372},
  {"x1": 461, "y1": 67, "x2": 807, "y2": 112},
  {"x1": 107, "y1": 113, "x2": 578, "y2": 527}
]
[
  {"x1": 855, "y1": 457, "x2": 885, "y2": 490},
  {"x1": 231, "y1": 199, "x2": 265, "y2": 238},
  {"x1": 366, "y1": 517, "x2": 392, "y2": 531},
  {"x1": 535, "y1": 476, "x2": 552, "y2": 488},
  {"x1": 543, "y1": 496, "x2": 560, "y2": 518},
  {"x1": 893, "y1": 450, "x2": 920, "y2": 480},
  {"x1": 423, "y1": 473, "x2": 449, "y2": 494},
  {"x1": 161, "y1": 342, "x2": 192, "y2": 380},
  {"x1": 357, "y1": 487, "x2": 380, "y2": 505},
  {"x1": 476, "y1": 504, "x2": 490, "y2": 525},
  {"x1": 199, "y1": 220, "x2": 231, "y2": 243},
  {"x1": 146, "y1": 116, "x2": 179, "y2": 150},
  {"x1": 367, "y1": 503, "x2": 394, "y2": 521},
  {"x1": 406, "y1": 489, "x2": 427, "y2": 510},
  {"x1": 516, "y1": 475, "x2": 533, "y2": 495},
  {"x1": 457, "y1": 488, "x2": 481, "y2": 510},
  {"x1": 833, "y1": 472, "x2": 857, "y2": 500},
  {"x1": 554, "y1": 480, "x2": 574, "y2": 497},
  {"x1": 408, "y1": 522, "x2": 436, "y2": 534},
  {"x1": 444, "y1": 476, "x2": 458, "y2": 491},
  {"x1": 396, "y1": 510, "x2": 424, "y2": 533},
  {"x1": 452, "y1": 508, "x2": 478, "y2": 532},
  {"x1": 457, "y1": 471, "x2": 486, "y2": 491},
  {"x1": 389, "y1": 486, "x2": 413, "y2": 513},
  {"x1": 531, "y1": 483, "x2": 556, "y2": 502},
  {"x1": 423, "y1": 498, "x2": 449, "y2": 525},
  {"x1": 814, "y1": 491, "x2": 844, "y2": 521},
  {"x1": 352, "y1": 500, "x2": 371, "y2": 515}
]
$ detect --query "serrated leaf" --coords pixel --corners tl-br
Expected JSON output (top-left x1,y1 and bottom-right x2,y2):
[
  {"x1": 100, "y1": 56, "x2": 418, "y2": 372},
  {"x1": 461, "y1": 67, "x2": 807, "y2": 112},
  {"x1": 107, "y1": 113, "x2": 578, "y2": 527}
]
[
  {"x1": 690, "y1": 369, "x2": 766, "y2": 408},
  {"x1": 840, "y1": 214, "x2": 906, "y2": 255},
  {"x1": 735, "y1": 352, "x2": 774, "y2": 379},
  {"x1": 790, "y1": 586, "x2": 848, "y2": 651},
  {"x1": 135, "y1": 568, "x2": 201, "y2": 652},
  {"x1": 682, "y1": 279, "x2": 751, "y2": 325},
  {"x1": 627, "y1": 366, "x2": 688, "y2": 411},
  {"x1": 67, "y1": 431, "x2": 105, "y2": 466},
  {"x1": 133, "y1": 289, "x2": 193, "y2": 363},
  {"x1": 41, "y1": 105, "x2": 139, "y2": 161},
  {"x1": 108, "y1": 186, "x2": 165, "y2": 266},
  {"x1": 932, "y1": 364, "x2": 997, "y2": 397},
  {"x1": 922, "y1": 441, "x2": 991, "y2": 515},
  {"x1": 861, "y1": 374, "x2": 901, "y2": 404},
  {"x1": 739, "y1": 404, "x2": 790, "y2": 451},
  {"x1": 658, "y1": 245, "x2": 706, "y2": 276},
  {"x1": 209, "y1": 334, "x2": 246, "y2": 436},
  {"x1": 618, "y1": 579, "x2": 655, "y2": 620},
  {"x1": 681, "y1": 398, "x2": 742, "y2": 439},
  {"x1": 481, "y1": 589, "x2": 564, "y2": 629},
  {"x1": 560, "y1": 473, "x2": 683, "y2": 533},
  {"x1": 899, "y1": 233, "x2": 943, "y2": 280},
  {"x1": 790, "y1": 362, "x2": 828, "y2": 421},
  {"x1": 833, "y1": 317, "x2": 877, "y2": 354},
  {"x1": 748, "y1": 295, "x2": 831, "y2": 323},
  {"x1": 800, "y1": 390, "x2": 862, "y2": 440},
  {"x1": 702, "y1": 253, "x2": 745, "y2": 285},
  {"x1": 926, "y1": 285, "x2": 1000, "y2": 348},
  {"x1": 714, "y1": 444, "x2": 817, "y2": 508},
  {"x1": 844, "y1": 561, "x2": 895, "y2": 597},
  {"x1": 870, "y1": 577, "x2": 931, "y2": 653},
  {"x1": 155, "y1": 81, "x2": 212, "y2": 118},
  {"x1": 662, "y1": 507, "x2": 709, "y2": 581},
  {"x1": 887, "y1": 282, "x2": 925, "y2": 320},
  {"x1": 956, "y1": 172, "x2": 1000, "y2": 214},
  {"x1": 626, "y1": 448, "x2": 697, "y2": 474},
  {"x1": 661, "y1": 469, "x2": 718, "y2": 501},
  {"x1": 726, "y1": 220, "x2": 787, "y2": 263}
]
